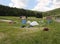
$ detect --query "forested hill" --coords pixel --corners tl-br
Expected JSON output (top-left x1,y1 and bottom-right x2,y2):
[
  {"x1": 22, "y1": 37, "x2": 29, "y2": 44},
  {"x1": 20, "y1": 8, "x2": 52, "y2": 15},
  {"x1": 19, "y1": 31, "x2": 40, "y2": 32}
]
[
  {"x1": 0, "y1": 5, "x2": 42, "y2": 17},
  {"x1": 0, "y1": 5, "x2": 60, "y2": 17}
]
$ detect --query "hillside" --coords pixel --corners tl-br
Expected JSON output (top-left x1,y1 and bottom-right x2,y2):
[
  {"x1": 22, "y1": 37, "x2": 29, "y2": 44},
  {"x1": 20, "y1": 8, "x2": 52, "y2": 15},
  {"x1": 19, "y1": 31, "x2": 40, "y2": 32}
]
[
  {"x1": 0, "y1": 5, "x2": 60, "y2": 17},
  {"x1": 43, "y1": 8, "x2": 60, "y2": 16},
  {"x1": 0, "y1": 5, "x2": 42, "y2": 17}
]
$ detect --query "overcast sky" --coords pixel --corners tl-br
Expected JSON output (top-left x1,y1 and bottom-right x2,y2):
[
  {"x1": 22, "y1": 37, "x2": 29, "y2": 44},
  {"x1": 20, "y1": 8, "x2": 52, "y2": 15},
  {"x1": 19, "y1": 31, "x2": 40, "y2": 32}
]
[{"x1": 0, "y1": 0, "x2": 60, "y2": 12}]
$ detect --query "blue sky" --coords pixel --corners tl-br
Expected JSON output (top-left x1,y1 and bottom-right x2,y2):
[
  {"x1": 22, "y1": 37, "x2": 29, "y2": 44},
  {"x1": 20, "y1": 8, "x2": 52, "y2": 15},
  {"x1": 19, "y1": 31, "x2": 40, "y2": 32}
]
[
  {"x1": 25, "y1": 0, "x2": 37, "y2": 9},
  {"x1": 0, "y1": 0, "x2": 37, "y2": 9},
  {"x1": 0, "y1": 0, "x2": 60, "y2": 12},
  {"x1": 0, "y1": 0, "x2": 11, "y2": 6}
]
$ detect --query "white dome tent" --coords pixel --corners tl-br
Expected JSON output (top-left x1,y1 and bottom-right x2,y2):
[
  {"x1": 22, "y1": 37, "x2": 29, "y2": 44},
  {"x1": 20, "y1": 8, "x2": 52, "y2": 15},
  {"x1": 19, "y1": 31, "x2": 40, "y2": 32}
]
[{"x1": 30, "y1": 21, "x2": 39, "y2": 26}]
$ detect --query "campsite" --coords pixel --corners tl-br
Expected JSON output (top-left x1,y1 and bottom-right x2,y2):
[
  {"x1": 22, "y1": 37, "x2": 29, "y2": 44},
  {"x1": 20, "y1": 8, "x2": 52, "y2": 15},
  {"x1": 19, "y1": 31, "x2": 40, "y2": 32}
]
[
  {"x1": 0, "y1": 16, "x2": 60, "y2": 44},
  {"x1": 0, "y1": 4, "x2": 60, "y2": 44}
]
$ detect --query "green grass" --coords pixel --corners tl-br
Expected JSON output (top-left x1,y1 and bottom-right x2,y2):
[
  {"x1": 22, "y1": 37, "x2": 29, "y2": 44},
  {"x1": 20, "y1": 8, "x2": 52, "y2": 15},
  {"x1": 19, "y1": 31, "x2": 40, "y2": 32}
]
[{"x1": 0, "y1": 16, "x2": 60, "y2": 44}]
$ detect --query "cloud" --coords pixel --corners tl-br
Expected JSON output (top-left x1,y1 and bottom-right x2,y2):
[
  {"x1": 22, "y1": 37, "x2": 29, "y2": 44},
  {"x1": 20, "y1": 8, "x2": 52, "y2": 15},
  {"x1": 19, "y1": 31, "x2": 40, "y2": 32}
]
[
  {"x1": 9, "y1": 3, "x2": 14, "y2": 7},
  {"x1": 9, "y1": 0, "x2": 28, "y2": 8},
  {"x1": 32, "y1": 0, "x2": 60, "y2": 12},
  {"x1": 54, "y1": 0, "x2": 60, "y2": 8},
  {"x1": 9, "y1": 0, "x2": 60, "y2": 11}
]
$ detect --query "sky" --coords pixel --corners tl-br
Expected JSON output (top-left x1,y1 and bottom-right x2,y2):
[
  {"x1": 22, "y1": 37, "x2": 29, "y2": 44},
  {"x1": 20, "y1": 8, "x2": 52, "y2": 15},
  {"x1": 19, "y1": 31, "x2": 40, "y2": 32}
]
[{"x1": 0, "y1": 0, "x2": 60, "y2": 12}]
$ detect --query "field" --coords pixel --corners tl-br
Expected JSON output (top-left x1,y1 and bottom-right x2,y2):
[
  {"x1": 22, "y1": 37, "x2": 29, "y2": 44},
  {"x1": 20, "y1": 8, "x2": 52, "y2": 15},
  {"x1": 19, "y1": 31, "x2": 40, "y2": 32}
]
[{"x1": 0, "y1": 16, "x2": 60, "y2": 44}]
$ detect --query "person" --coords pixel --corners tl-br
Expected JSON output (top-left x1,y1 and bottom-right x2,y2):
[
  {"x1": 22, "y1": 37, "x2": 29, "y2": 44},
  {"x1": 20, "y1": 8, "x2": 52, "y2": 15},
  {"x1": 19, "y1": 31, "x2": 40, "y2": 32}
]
[
  {"x1": 20, "y1": 16, "x2": 27, "y2": 28},
  {"x1": 46, "y1": 16, "x2": 52, "y2": 24}
]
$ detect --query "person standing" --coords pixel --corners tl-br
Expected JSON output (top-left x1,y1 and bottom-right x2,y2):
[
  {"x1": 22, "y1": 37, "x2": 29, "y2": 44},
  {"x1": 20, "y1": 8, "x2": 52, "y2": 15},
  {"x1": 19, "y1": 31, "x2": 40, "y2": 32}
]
[
  {"x1": 46, "y1": 16, "x2": 52, "y2": 24},
  {"x1": 21, "y1": 16, "x2": 27, "y2": 28}
]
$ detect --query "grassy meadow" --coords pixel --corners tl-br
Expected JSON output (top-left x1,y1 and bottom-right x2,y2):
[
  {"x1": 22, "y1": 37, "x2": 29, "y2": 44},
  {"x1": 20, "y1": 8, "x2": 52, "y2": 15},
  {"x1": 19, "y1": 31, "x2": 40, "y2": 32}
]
[{"x1": 0, "y1": 16, "x2": 60, "y2": 44}]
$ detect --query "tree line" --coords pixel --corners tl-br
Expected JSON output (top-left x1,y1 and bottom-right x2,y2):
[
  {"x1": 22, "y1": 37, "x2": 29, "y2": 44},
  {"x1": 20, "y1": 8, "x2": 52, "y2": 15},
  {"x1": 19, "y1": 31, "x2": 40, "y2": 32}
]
[
  {"x1": 0, "y1": 5, "x2": 43, "y2": 18},
  {"x1": 0, "y1": 5, "x2": 60, "y2": 17}
]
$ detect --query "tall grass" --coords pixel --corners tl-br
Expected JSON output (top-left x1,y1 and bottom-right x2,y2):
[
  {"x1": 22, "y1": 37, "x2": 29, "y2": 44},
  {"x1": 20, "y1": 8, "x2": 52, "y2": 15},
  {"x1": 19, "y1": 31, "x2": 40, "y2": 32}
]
[{"x1": 0, "y1": 16, "x2": 60, "y2": 44}]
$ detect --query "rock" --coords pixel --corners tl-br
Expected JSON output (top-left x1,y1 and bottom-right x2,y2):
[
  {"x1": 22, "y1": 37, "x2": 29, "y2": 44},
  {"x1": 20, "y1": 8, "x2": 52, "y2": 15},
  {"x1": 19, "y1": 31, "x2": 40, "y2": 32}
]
[{"x1": 43, "y1": 27, "x2": 49, "y2": 31}]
